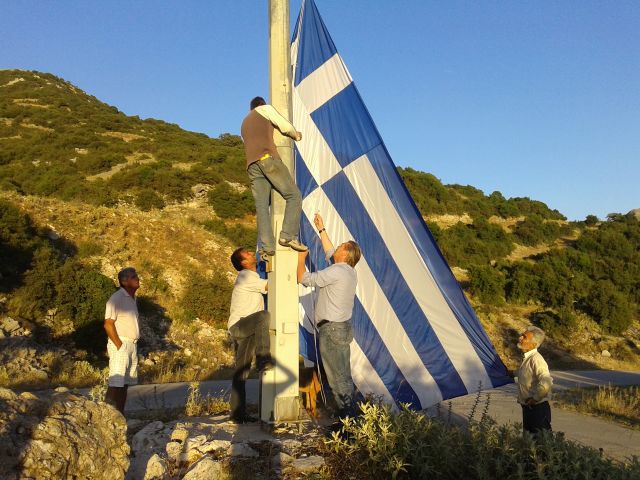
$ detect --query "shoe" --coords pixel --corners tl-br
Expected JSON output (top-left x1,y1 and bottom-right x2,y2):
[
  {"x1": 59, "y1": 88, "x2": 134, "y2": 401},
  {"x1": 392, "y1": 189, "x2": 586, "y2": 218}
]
[
  {"x1": 258, "y1": 248, "x2": 275, "y2": 261},
  {"x1": 230, "y1": 414, "x2": 258, "y2": 424},
  {"x1": 278, "y1": 238, "x2": 308, "y2": 252},
  {"x1": 257, "y1": 360, "x2": 275, "y2": 372}
]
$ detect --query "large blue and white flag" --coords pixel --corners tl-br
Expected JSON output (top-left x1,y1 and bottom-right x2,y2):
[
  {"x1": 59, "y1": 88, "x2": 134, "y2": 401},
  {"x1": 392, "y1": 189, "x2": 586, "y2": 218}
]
[{"x1": 292, "y1": 0, "x2": 511, "y2": 409}]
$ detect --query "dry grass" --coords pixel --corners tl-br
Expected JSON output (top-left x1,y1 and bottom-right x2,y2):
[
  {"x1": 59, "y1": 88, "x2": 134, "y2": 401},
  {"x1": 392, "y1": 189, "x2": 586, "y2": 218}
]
[
  {"x1": 554, "y1": 385, "x2": 640, "y2": 430},
  {"x1": 86, "y1": 151, "x2": 156, "y2": 180},
  {"x1": 1, "y1": 191, "x2": 233, "y2": 303},
  {"x1": 184, "y1": 381, "x2": 230, "y2": 417},
  {"x1": 424, "y1": 213, "x2": 473, "y2": 229}
]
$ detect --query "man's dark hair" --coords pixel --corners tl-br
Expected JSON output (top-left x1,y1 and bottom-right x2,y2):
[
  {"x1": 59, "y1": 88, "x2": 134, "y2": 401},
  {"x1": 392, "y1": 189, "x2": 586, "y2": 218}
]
[
  {"x1": 231, "y1": 247, "x2": 248, "y2": 271},
  {"x1": 117, "y1": 267, "x2": 137, "y2": 287},
  {"x1": 250, "y1": 96, "x2": 266, "y2": 110}
]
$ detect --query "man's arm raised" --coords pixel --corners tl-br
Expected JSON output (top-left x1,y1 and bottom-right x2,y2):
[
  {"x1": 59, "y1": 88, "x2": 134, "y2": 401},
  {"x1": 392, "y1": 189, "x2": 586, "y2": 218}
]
[
  {"x1": 297, "y1": 250, "x2": 309, "y2": 284},
  {"x1": 255, "y1": 104, "x2": 302, "y2": 141},
  {"x1": 314, "y1": 213, "x2": 334, "y2": 254}
]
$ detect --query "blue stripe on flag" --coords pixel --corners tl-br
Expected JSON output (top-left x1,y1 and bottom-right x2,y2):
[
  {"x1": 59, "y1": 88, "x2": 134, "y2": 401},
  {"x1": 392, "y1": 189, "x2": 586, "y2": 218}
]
[
  {"x1": 352, "y1": 298, "x2": 423, "y2": 407},
  {"x1": 293, "y1": 0, "x2": 338, "y2": 86},
  {"x1": 310, "y1": 84, "x2": 381, "y2": 169},
  {"x1": 322, "y1": 171, "x2": 468, "y2": 399},
  {"x1": 299, "y1": 212, "x2": 420, "y2": 407},
  {"x1": 365, "y1": 145, "x2": 512, "y2": 388},
  {"x1": 294, "y1": 147, "x2": 319, "y2": 198}
]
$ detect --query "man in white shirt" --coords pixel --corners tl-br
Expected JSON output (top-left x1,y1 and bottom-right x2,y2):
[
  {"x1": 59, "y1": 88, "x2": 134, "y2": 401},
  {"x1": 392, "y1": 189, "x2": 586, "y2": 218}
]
[
  {"x1": 228, "y1": 247, "x2": 273, "y2": 423},
  {"x1": 515, "y1": 326, "x2": 553, "y2": 435},
  {"x1": 297, "y1": 213, "x2": 361, "y2": 419},
  {"x1": 104, "y1": 267, "x2": 140, "y2": 414},
  {"x1": 241, "y1": 96, "x2": 308, "y2": 258}
]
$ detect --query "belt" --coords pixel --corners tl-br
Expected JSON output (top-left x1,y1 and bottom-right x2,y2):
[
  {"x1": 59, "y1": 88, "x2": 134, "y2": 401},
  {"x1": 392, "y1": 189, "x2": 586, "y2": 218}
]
[
  {"x1": 119, "y1": 336, "x2": 138, "y2": 344},
  {"x1": 317, "y1": 320, "x2": 330, "y2": 328}
]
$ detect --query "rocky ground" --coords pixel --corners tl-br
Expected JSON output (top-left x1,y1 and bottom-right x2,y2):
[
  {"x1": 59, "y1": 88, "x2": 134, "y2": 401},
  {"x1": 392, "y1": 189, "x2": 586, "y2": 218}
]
[
  {"x1": 128, "y1": 416, "x2": 327, "y2": 479},
  {"x1": 0, "y1": 387, "x2": 129, "y2": 480},
  {"x1": 0, "y1": 307, "x2": 235, "y2": 391},
  {"x1": 0, "y1": 382, "x2": 329, "y2": 480}
]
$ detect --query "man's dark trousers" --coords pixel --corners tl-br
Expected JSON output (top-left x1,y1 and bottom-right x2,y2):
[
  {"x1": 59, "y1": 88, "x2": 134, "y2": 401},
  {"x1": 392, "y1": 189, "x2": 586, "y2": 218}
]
[
  {"x1": 229, "y1": 310, "x2": 270, "y2": 420},
  {"x1": 522, "y1": 401, "x2": 552, "y2": 435}
]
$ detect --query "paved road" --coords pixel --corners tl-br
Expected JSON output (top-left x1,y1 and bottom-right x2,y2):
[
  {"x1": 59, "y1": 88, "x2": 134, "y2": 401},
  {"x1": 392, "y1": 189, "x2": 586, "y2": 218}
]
[{"x1": 126, "y1": 370, "x2": 640, "y2": 461}]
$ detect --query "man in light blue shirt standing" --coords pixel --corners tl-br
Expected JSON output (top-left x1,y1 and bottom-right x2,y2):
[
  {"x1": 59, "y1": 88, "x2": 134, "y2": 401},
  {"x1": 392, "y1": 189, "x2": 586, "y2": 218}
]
[{"x1": 297, "y1": 213, "x2": 361, "y2": 418}]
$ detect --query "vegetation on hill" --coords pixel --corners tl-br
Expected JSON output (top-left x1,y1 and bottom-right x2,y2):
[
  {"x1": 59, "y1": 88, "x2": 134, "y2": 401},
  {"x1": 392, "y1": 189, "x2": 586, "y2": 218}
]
[
  {"x1": 0, "y1": 68, "x2": 638, "y2": 382},
  {"x1": 0, "y1": 70, "x2": 247, "y2": 208},
  {"x1": 400, "y1": 167, "x2": 639, "y2": 342}
]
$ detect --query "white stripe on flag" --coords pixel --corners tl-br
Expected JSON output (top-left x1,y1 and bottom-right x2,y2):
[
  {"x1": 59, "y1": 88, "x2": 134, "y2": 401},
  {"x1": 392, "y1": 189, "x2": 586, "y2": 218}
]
[
  {"x1": 302, "y1": 186, "x2": 443, "y2": 408},
  {"x1": 296, "y1": 53, "x2": 353, "y2": 113},
  {"x1": 343, "y1": 155, "x2": 493, "y2": 392},
  {"x1": 351, "y1": 340, "x2": 396, "y2": 406},
  {"x1": 293, "y1": 89, "x2": 342, "y2": 184}
]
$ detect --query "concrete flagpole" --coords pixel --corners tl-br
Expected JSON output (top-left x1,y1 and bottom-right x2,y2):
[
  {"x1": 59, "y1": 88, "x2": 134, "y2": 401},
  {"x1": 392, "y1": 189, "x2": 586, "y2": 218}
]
[{"x1": 260, "y1": 0, "x2": 300, "y2": 423}]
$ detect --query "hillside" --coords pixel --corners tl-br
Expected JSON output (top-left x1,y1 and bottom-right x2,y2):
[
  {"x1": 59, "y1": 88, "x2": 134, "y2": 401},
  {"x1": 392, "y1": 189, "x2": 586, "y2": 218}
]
[
  {"x1": 0, "y1": 69, "x2": 247, "y2": 209},
  {"x1": 1, "y1": 69, "x2": 639, "y2": 392}
]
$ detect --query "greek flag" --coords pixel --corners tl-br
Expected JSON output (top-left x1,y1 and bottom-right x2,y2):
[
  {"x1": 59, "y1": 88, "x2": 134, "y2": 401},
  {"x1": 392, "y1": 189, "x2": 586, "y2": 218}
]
[{"x1": 293, "y1": 0, "x2": 511, "y2": 409}]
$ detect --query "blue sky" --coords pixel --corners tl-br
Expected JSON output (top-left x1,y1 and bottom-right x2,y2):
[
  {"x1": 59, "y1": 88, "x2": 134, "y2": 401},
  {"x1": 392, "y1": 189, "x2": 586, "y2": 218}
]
[{"x1": 1, "y1": 0, "x2": 638, "y2": 220}]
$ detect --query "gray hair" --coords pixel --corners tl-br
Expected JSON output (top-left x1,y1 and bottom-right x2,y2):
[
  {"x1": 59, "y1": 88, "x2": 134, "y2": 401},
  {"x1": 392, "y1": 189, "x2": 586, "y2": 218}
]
[
  {"x1": 525, "y1": 325, "x2": 546, "y2": 347},
  {"x1": 117, "y1": 267, "x2": 137, "y2": 286}
]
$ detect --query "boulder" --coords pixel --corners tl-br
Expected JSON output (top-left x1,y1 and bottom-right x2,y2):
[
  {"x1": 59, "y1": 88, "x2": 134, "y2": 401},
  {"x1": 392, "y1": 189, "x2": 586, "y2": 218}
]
[
  {"x1": 291, "y1": 455, "x2": 326, "y2": 474},
  {"x1": 228, "y1": 442, "x2": 259, "y2": 457},
  {"x1": 181, "y1": 457, "x2": 223, "y2": 480},
  {"x1": 143, "y1": 454, "x2": 168, "y2": 480},
  {"x1": 271, "y1": 451, "x2": 294, "y2": 468},
  {"x1": 0, "y1": 389, "x2": 129, "y2": 480},
  {"x1": 1, "y1": 317, "x2": 20, "y2": 334},
  {"x1": 131, "y1": 420, "x2": 166, "y2": 454}
]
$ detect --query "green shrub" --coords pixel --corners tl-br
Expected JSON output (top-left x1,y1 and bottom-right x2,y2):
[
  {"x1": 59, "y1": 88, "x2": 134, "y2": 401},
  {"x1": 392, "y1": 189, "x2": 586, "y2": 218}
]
[
  {"x1": 437, "y1": 218, "x2": 514, "y2": 268},
  {"x1": 10, "y1": 247, "x2": 115, "y2": 330},
  {"x1": 532, "y1": 309, "x2": 578, "y2": 339},
  {"x1": 207, "y1": 182, "x2": 254, "y2": 219},
  {"x1": 77, "y1": 240, "x2": 103, "y2": 257},
  {"x1": 468, "y1": 264, "x2": 505, "y2": 305},
  {"x1": 202, "y1": 219, "x2": 257, "y2": 248},
  {"x1": 0, "y1": 199, "x2": 46, "y2": 291},
  {"x1": 583, "y1": 280, "x2": 634, "y2": 335},
  {"x1": 584, "y1": 215, "x2": 599, "y2": 227},
  {"x1": 512, "y1": 215, "x2": 564, "y2": 246},
  {"x1": 135, "y1": 189, "x2": 165, "y2": 211},
  {"x1": 324, "y1": 402, "x2": 640, "y2": 479},
  {"x1": 179, "y1": 270, "x2": 232, "y2": 328}
]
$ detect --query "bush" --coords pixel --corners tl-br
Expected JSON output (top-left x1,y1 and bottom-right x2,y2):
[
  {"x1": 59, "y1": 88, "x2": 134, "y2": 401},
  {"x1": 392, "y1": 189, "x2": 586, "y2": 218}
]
[
  {"x1": 202, "y1": 219, "x2": 257, "y2": 248},
  {"x1": 512, "y1": 215, "x2": 564, "y2": 246},
  {"x1": 207, "y1": 182, "x2": 254, "y2": 219},
  {"x1": 0, "y1": 199, "x2": 46, "y2": 291},
  {"x1": 585, "y1": 215, "x2": 599, "y2": 227},
  {"x1": 437, "y1": 218, "x2": 514, "y2": 268},
  {"x1": 10, "y1": 247, "x2": 115, "y2": 331},
  {"x1": 532, "y1": 309, "x2": 578, "y2": 339},
  {"x1": 135, "y1": 189, "x2": 165, "y2": 211},
  {"x1": 583, "y1": 281, "x2": 634, "y2": 335},
  {"x1": 468, "y1": 264, "x2": 505, "y2": 305},
  {"x1": 179, "y1": 270, "x2": 232, "y2": 327},
  {"x1": 324, "y1": 402, "x2": 640, "y2": 479}
]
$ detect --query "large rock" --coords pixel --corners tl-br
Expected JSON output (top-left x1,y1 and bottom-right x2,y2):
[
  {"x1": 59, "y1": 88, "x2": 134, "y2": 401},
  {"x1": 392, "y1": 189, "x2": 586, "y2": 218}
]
[
  {"x1": 143, "y1": 453, "x2": 168, "y2": 480},
  {"x1": 181, "y1": 457, "x2": 223, "y2": 479},
  {"x1": 291, "y1": 455, "x2": 326, "y2": 474},
  {"x1": 0, "y1": 388, "x2": 129, "y2": 479}
]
